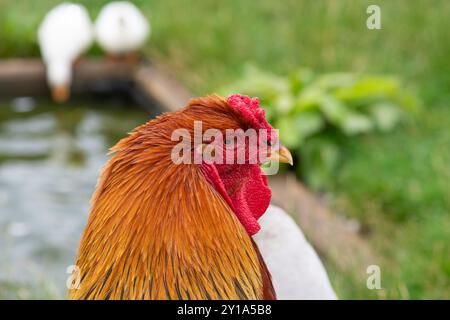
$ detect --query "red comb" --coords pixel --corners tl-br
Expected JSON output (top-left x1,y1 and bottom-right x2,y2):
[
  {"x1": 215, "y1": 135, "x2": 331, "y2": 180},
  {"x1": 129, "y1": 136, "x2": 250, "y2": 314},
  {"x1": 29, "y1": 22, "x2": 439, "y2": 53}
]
[{"x1": 227, "y1": 94, "x2": 270, "y2": 130}]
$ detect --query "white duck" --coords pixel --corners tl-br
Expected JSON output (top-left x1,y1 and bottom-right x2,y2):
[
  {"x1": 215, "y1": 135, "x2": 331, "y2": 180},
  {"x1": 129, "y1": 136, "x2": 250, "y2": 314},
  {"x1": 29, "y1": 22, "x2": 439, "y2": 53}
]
[
  {"x1": 254, "y1": 205, "x2": 338, "y2": 299},
  {"x1": 95, "y1": 1, "x2": 150, "y2": 61},
  {"x1": 38, "y1": 3, "x2": 94, "y2": 103}
]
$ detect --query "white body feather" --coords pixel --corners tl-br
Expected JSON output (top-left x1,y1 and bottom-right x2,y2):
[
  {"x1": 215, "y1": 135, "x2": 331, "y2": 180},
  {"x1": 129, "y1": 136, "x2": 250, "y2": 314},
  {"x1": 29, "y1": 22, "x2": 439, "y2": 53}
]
[
  {"x1": 95, "y1": 1, "x2": 150, "y2": 55},
  {"x1": 254, "y1": 205, "x2": 337, "y2": 300},
  {"x1": 37, "y1": 2, "x2": 93, "y2": 87}
]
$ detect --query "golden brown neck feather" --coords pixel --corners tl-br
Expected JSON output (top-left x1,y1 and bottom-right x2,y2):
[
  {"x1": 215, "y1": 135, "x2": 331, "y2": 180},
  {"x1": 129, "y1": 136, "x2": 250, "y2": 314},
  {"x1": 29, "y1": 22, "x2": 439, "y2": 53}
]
[{"x1": 69, "y1": 96, "x2": 274, "y2": 300}]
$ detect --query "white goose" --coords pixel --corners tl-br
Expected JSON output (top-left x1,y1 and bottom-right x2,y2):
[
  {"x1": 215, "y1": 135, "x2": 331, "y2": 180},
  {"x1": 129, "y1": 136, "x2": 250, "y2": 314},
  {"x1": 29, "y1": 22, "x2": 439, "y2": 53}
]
[
  {"x1": 95, "y1": 1, "x2": 150, "y2": 61},
  {"x1": 38, "y1": 3, "x2": 94, "y2": 102},
  {"x1": 254, "y1": 205, "x2": 338, "y2": 299}
]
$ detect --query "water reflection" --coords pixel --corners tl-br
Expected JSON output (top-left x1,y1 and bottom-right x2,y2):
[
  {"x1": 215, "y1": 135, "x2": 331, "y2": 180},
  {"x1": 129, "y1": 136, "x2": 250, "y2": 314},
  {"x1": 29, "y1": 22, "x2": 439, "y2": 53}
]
[{"x1": 0, "y1": 99, "x2": 149, "y2": 298}]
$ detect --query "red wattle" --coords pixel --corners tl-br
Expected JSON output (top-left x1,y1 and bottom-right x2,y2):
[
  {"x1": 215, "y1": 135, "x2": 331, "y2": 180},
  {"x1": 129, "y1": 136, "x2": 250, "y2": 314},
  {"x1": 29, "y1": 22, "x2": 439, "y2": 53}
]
[{"x1": 200, "y1": 163, "x2": 271, "y2": 236}]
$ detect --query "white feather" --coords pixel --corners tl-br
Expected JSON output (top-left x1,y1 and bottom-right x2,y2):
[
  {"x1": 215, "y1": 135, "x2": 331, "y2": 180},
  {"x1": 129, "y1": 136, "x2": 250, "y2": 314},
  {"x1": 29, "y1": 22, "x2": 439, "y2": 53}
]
[
  {"x1": 95, "y1": 1, "x2": 150, "y2": 55},
  {"x1": 37, "y1": 2, "x2": 94, "y2": 87},
  {"x1": 254, "y1": 205, "x2": 337, "y2": 300}
]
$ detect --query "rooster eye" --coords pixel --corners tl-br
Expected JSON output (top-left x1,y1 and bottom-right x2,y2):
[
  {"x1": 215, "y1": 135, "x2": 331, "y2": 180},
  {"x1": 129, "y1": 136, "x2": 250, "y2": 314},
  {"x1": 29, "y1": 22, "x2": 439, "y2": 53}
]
[{"x1": 265, "y1": 140, "x2": 273, "y2": 146}]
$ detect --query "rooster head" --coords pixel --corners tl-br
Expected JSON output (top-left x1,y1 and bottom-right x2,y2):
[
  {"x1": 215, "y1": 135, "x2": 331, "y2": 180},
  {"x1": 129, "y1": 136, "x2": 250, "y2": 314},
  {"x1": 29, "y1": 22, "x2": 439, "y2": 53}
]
[{"x1": 184, "y1": 94, "x2": 293, "y2": 236}]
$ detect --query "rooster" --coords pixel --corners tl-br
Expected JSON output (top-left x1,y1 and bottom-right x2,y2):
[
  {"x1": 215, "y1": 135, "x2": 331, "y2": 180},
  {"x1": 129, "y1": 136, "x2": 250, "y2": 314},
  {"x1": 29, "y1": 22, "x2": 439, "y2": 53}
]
[{"x1": 68, "y1": 94, "x2": 293, "y2": 300}]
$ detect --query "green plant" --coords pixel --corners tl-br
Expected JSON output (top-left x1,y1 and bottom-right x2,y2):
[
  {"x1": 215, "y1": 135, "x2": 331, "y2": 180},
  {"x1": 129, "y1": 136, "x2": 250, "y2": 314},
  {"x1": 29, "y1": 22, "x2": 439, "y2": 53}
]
[{"x1": 221, "y1": 65, "x2": 419, "y2": 189}]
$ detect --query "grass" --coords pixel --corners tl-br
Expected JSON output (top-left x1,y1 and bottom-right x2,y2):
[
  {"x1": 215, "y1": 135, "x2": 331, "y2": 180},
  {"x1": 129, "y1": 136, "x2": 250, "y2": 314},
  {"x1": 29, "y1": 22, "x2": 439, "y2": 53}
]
[
  {"x1": 0, "y1": 0, "x2": 449, "y2": 299},
  {"x1": 329, "y1": 106, "x2": 450, "y2": 299}
]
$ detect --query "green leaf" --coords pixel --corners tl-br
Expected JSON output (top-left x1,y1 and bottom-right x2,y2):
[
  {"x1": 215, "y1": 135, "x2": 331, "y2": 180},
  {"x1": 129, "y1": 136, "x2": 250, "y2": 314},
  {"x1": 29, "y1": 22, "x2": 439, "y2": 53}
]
[
  {"x1": 319, "y1": 95, "x2": 373, "y2": 135},
  {"x1": 274, "y1": 93, "x2": 295, "y2": 115},
  {"x1": 275, "y1": 117, "x2": 303, "y2": 149},
  {"x1": 340, "y1": 112, "x2": 374, "y2": 135},
  {"x1": 369, "y1": 102, "x2": 402, "y2": 132},
  {"x1": 298, "y1": 137, "x2": 340, "y2": 190},
  {"x1": 275, "y1": 111, "x2": 324, "y2": 149},
  {"x1": 334, "y1": 76, "x2": 400, "y2": 104},
  {"x1": 219, "y1": 64, "x2": 289, "y2": 102},
  {"x1": 295, "y1": 86, "x2": 324, "y2": 112},
  {"x1": 289, "y1": 68, "x2": 315, "y2": 94},
  {"x1": 295, "y1": 111, "x2": 325, "y2": 138},
  {"x1": 315, "y1": 72, "x2": 356, "y2": 90},
  {"x1": 319, "y1": 95, "x2": 349, "y2": 125}
]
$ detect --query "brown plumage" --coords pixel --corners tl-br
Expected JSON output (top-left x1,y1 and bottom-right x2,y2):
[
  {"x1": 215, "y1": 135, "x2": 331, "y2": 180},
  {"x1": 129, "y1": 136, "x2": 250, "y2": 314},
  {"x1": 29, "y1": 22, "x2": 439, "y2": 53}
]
[{"x1": 68, "y1": 95, "x2": 276, "y2": 300}]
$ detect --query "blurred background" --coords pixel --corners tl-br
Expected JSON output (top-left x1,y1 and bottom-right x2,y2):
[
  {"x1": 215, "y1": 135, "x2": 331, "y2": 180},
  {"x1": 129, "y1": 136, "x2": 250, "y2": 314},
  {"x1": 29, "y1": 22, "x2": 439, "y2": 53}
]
[{"x1": 0, "y1": 0, "x2": 449, "y2": 299}]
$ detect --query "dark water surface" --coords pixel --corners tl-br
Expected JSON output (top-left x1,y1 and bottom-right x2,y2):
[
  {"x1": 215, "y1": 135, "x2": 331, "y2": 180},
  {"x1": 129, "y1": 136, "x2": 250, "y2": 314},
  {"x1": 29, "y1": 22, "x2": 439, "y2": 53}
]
[{"x1": 0, "y1": 98, "x2": 149, "y2": 298}]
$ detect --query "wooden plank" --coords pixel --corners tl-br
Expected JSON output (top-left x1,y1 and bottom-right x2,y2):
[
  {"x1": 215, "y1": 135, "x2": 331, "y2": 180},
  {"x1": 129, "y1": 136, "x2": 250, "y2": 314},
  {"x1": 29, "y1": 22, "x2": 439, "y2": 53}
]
[
  {"x1": 0, "y1": 58, "x2": 192, "y2": 112},
  {"x1": 0, "y1": 59, "x2": 48, "y2": 96},
  {"x1": 0, "y1": 58, "x2": 135, "y2": 98},
  {"x1": 72, "y1": 59, "x2": 135, "y2": 93},
  {"x1": 269, "y1": 173, "x2": 376, "y2": 274},
  {"x1": 133, "y1": 62, "x2": 192, "y2": 112}
]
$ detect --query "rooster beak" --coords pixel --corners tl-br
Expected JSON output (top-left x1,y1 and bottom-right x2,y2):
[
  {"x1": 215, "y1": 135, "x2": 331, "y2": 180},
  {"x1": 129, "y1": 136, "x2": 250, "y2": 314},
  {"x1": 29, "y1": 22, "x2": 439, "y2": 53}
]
[{"x1": 268, "y1": 145, "x2": 293, "y2": 165}]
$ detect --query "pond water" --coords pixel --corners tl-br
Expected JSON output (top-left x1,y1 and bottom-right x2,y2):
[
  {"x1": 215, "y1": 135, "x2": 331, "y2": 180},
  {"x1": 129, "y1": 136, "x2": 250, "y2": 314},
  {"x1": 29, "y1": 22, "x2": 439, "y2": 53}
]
[{"x1": 0, "y1": 98, "x2": 150, "y2": 298}]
